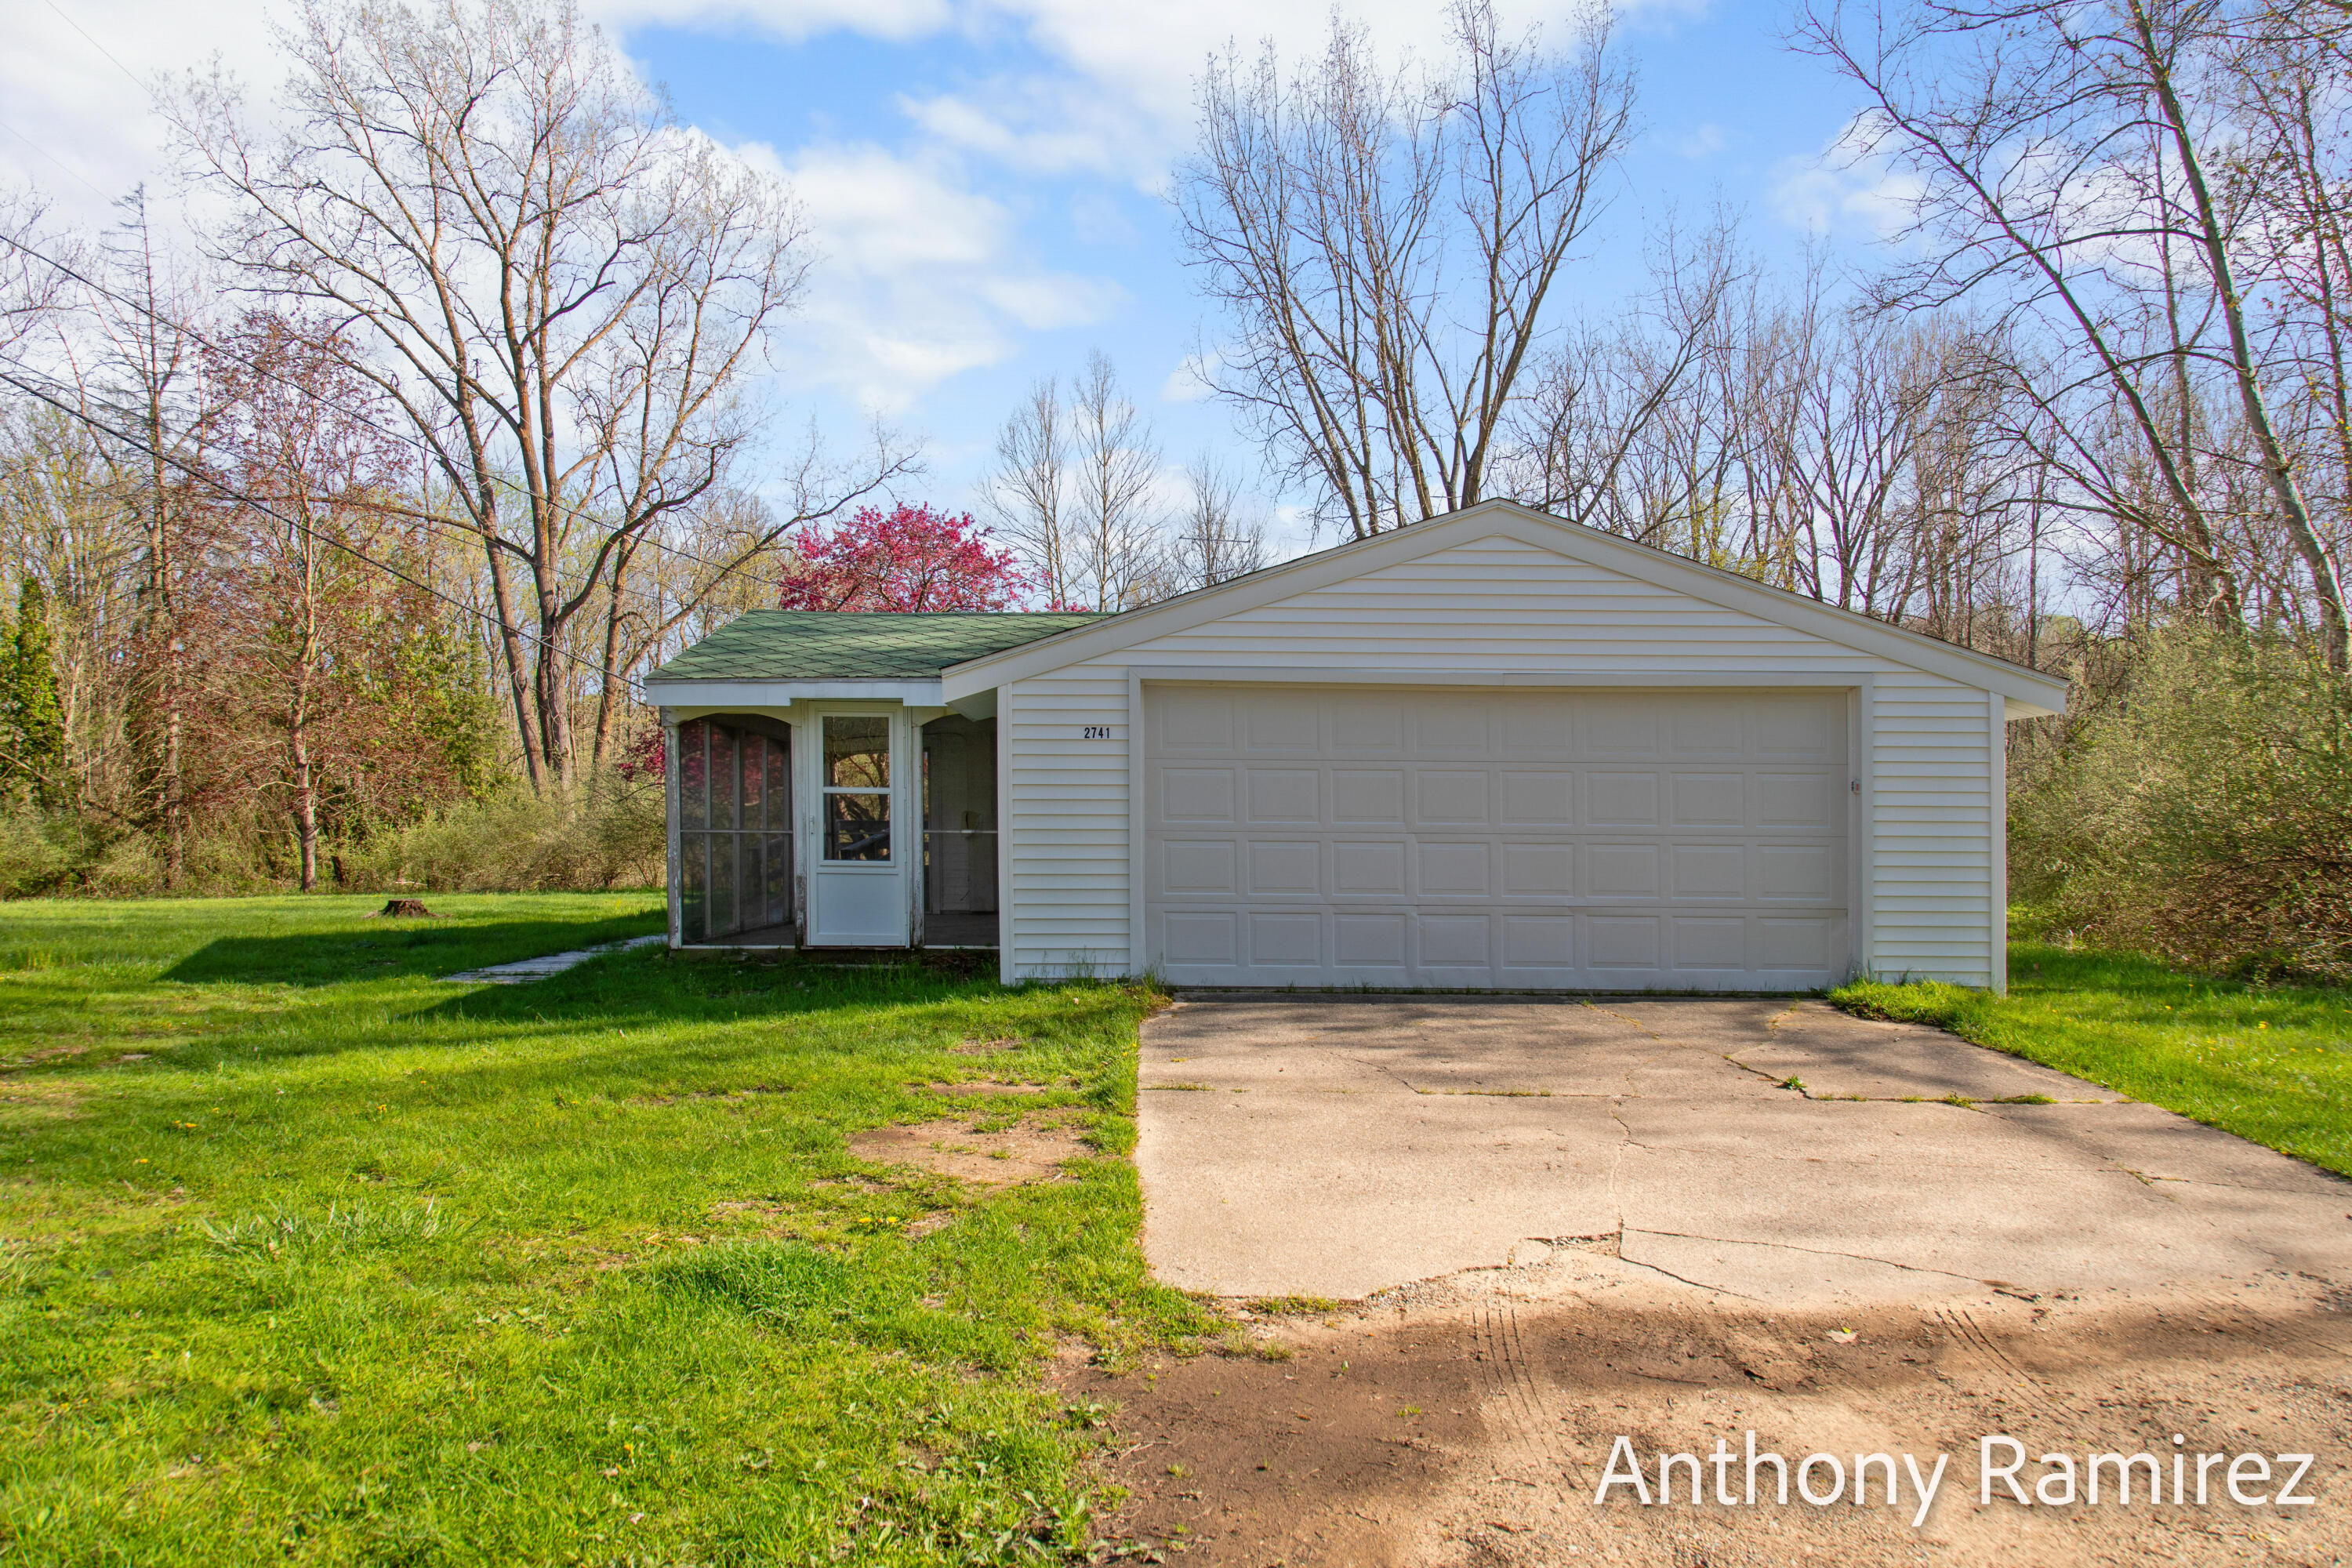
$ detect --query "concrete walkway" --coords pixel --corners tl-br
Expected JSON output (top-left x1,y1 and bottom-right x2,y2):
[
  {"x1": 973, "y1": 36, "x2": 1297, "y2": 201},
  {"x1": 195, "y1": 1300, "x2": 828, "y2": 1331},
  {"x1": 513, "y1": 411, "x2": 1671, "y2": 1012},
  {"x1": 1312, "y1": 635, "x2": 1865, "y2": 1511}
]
[
  {"x1": 1136, "y1": 994, "x2": 2352, "y2": 1303},
  {"x1": 441, "y1": 932, "x2": 665, "y2": 985}
]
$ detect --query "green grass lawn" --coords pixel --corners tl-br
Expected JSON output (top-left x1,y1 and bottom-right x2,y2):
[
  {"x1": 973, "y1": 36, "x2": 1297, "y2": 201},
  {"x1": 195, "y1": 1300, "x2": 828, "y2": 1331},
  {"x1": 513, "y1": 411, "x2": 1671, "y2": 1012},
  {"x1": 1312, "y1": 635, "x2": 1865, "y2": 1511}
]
[
  {"x1": 0, "y1": 895, "x2": 1207, "y2": 1566},
  {"x1": 1833, "y1": 919, "x2": 2352, "y2": 1179}
]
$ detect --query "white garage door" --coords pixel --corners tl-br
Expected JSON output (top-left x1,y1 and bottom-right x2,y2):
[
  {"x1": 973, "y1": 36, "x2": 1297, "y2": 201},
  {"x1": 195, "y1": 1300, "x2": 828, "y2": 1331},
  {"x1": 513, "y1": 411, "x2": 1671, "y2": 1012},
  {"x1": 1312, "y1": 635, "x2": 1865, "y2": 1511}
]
[{"x1": 1144, "y1": 686, "x2": 1850, "y2": 990}]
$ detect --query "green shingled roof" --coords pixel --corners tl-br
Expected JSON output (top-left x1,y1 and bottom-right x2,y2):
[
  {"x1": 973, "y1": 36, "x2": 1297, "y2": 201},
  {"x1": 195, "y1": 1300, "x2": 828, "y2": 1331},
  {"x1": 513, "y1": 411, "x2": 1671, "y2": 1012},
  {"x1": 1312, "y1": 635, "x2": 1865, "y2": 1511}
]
[{"x1": 648, "y1": 609, "x2": 1112, "y2": 681}]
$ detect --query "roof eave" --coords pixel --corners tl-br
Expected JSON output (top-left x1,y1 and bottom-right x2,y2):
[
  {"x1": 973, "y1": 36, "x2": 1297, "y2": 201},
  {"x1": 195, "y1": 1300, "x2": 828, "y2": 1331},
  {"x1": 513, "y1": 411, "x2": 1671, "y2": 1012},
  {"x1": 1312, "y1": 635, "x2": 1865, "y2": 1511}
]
[{"x1": 645, "y1": 677, "x2": 945, "y2": 709}]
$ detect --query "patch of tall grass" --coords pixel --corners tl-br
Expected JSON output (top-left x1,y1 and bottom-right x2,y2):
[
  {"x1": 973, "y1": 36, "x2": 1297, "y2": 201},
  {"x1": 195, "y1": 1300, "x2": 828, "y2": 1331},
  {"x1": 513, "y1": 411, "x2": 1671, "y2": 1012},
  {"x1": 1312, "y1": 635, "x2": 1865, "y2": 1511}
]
[
  {"x1": 2012, "y1": 626, "x2": 2352, "y2": 982},
  {"x1": 0, "y1": 772, "x2": 663, "y2": 897}
]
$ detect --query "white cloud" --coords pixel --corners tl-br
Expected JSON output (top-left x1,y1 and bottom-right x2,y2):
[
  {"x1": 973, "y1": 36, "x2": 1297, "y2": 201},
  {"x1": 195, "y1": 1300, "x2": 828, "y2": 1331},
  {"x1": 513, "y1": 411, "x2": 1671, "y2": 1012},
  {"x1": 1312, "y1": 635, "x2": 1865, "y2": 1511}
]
[
  {"x1": 0, "y1": 3, "x2": 1122, "y2": 419},
  {"x1": 1671, "y1": 121, "x2": 1725, "y2": 159},
  {"x1": 604, "y1": 0, "x2": 1614, "y2": 184},
  {"x1": 1772, "y1": 125, "x2": 1922, "y2": 239},
  {"x1": 758, "y1": 140, "x2": 1122, "y2": 411},
  {"x1": 980, "y1": 272, "x2": 1125, "y2": 329},
  {"x1": 591, "y1": 0, "x2": 950, "y2": 42},
  {"x1": 0, "y1": 0, "x2": 282, "y2": 231},
  {"x1": 1160, "y1": 350, "x2": 1218, "y2": 404}
]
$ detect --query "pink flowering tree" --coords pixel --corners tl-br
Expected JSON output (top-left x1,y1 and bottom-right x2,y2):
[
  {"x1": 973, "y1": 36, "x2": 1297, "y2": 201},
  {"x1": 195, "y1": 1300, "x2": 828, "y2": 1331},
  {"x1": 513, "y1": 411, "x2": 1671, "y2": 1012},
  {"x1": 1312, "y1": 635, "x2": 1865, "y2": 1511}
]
[{"x1": 777, "y1": 504, "x2": 1031, "y2": 612}]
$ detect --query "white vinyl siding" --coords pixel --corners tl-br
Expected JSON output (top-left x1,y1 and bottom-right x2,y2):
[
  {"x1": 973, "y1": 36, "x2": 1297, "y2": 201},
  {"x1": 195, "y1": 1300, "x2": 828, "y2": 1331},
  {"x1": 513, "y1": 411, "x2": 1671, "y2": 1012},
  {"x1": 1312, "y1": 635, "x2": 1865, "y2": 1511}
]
[
  {"x1": 1003, "y1": 673, "x2": 1132, "y2": 978},
  {"x1": 1867, "y1": 671, "x2": 1996, "y2": 982},
  {"x1": 999, "y1": 532, "x2": 2011, "y2": 988}
]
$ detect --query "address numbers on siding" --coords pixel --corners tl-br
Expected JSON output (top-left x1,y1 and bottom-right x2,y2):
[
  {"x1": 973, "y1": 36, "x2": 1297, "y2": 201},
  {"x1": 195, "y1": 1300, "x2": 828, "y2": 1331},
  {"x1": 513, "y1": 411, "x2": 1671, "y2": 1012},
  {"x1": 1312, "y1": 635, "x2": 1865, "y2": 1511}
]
[{"x1": 1081, "y1": 725, "x2": 1113, "y2": 739}]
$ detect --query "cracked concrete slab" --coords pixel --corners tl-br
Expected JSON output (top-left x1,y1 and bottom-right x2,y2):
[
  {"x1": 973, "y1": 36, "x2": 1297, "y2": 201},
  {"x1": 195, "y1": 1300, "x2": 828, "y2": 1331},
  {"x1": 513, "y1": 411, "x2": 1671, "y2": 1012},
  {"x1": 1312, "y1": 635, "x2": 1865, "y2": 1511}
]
[{"x1": 1136, "y1": 994, "x2": 2352, "y2": 1304}]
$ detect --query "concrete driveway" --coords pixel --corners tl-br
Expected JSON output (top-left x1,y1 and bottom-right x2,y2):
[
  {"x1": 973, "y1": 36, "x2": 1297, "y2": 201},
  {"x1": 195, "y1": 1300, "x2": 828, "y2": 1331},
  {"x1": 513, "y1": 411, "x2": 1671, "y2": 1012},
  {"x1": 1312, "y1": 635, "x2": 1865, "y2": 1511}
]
[{"x1": 1135, "y1": 995, "x2": 2352, "y2": 1303}]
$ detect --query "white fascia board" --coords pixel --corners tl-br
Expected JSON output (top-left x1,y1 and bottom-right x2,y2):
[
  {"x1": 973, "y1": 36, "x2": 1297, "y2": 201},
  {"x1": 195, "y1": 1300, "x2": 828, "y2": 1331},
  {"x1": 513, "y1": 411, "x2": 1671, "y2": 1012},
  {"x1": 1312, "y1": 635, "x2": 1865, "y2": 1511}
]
[
  {"x1": 642, "y1": 678, "x2": 943, "y2": 708},
  {"x1": 1125, "y1": 665, "x2": 1880, "y2": 688},
  {"x1": 939, "y1": 500, "x2": 2071, "y2": 713}
]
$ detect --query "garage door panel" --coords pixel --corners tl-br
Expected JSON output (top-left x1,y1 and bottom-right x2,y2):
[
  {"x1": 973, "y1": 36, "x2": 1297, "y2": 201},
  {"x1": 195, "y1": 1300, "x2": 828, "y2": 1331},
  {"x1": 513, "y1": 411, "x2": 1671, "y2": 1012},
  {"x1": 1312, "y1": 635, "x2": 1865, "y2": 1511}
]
[
  {"x1": 1499, "y1": 771, "x2": 1573, "y2": 825},
  {"x1": 1330, "y1": 695, "x2": 1403, "y2": 750},
  {"x1": 1412, "y1": 699, "x2": 1490, "y2": 755},
  {"x1": 1671, "y1": 844, "x2": 1747, "y2": 898},
  {"x1": 1246, "y1": 912, "x2": 1321, "y2": 966},
  {"x1": 1501, "y1": 843, "x2": 1573, "y2": 896},
  {"x1": 1160, "y1": 768, "x2": 1236, "y2": 822},
  {"x1": 1582, "y1": 697, "x2": 1662, "y2": 755},
  {"x1": 1246, "y1": 840, "x2": 1319, "y2": 895},
  {"x1": 1757, "y1": 915, "x2": 1842, "y2": 970},
  {"x1": 1162, "y1": 910, "x2": 1239, "y2": 965},
  {"x1": 1413, "y1": 771, "x2": 1491, "y2": 824},
  {"x1": 1418, "y1": 914, "x2": 1492, "y2": 966},
  {"x1": 1163, "y1": 840, "x2": 1237, "y2": 894},
  {"x1": 1753, "y1": 693, "x2": 1839, "y2": 754},
  {"x1": 1673, "y1": 916, "x2": 1746, "y2": 970},
  {"x1": 1245, "y1": 692, "x2": 1322, "y2": 752},
  {"x1": 1501, "y1": 915, "x2": 1574, "y2": 967},
  {"x1": 1585, "y1": 841, "x2": 1661, "y2": 898},
  {"x1": 1245, "y1": 768, "x2": 1319, "y2": 822},
  {"x1": 1758, "y1": 844, "x2": 1836, "y2": 900},
  {"x1": 1330, "y1": 769, "x2": 1406, "y2": 822},
  {"x1": 1332, "y1": 839, "x2": 1407, "y2": 894},
  {"x1": 1417, "y1": 840, "x2": 1493, "y2": 895},
  {"x1": 1668, "y1": 699, "x2": 1745, "y2": 755},
  {"x1": 1588, "y1": 915, "x2": 1662, "y2": 969},
  {"x1": 1334, "y1": 913, "x2": 1408, "y2": 966},
  {"x1": 1668, "y1": 772, "x2": 1746, "y2": 826},
  {"x1": 1155, "y1": 689, "x2": 1236, "y2": 750},
  {"x1": 1757, "y1": 772, "x2": 1834, "y2": 826},
  {"x1": 1498, "y1": 695, "x2": 1573, "y2": 753},
  {"x1": 1585, "y1": 771, "x2": 1661, "y2": 826},
  {"x1": 1146, "y1": 687, "x2": 1847, "y2": 989}
]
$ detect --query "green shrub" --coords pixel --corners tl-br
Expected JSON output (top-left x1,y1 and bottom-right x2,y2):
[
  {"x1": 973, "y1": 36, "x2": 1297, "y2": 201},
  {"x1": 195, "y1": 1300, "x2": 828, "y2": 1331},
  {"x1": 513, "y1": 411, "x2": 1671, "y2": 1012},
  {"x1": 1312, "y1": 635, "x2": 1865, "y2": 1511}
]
[
  {"x1": 2012, "y1": 626, "x2": 2352, "y2": 981},
  {"x1": 0, "y1": 808, "x2": 78, "y2": 895},
  {"x1": 1, "y1": 770, "x2": 662, "y2": 898},
  {"x1": 332, "y1": 773, "x2": 663, "y2": 892}
]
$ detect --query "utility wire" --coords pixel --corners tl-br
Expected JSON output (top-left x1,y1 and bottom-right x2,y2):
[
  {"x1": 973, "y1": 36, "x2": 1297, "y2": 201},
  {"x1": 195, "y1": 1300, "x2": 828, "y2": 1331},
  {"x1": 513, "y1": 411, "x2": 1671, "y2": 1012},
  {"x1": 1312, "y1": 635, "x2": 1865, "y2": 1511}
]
[
  {"x1": 0, "y1": 227, "x2": 822, "y2": 588},
  {"x1": 9, "y1": 0, "x2": 880, "y2": 586},
  {"x1": 0, "y1": 358, "x2": 646, "y2": 698}
]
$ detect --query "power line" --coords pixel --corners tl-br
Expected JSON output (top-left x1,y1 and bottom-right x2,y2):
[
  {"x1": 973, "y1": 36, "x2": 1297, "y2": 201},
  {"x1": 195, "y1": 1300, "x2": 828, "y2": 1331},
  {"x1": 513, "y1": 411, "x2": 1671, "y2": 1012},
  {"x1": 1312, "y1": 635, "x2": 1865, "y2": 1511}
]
[
  {"x1": 0, "y1": 227, "x2": 821, "y2": 590},
  {"x1": 0, "y1": 358, "x2": 645, "y2": 699},
  {"x1": 6, "y1": 5, "x2": 909, "y2": 593}
]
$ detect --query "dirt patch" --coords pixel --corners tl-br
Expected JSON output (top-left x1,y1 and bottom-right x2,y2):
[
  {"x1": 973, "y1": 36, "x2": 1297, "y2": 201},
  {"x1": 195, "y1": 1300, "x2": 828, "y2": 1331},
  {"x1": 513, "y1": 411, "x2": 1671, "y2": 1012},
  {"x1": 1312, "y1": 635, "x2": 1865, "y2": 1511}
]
[
  {"x1": 0, "y1": 1081, "x2": 82, "y2": 1121},
  {"x1": 637, "y1": 1083, "x2": 796, "y2": 1105},
  {"x1": 916, "y1": 1080, "x2": 1054, "y2": 1097},
  {"x1": 1071, "y1": 1269, "x2": 2352, "y2": 1566},
  {"x1": 953, "y1": 1036, "x2": 1028, "y2": 1055},
  {"x1": 848, "y1": 1113, "x2": 1094, "y2": 1187}
]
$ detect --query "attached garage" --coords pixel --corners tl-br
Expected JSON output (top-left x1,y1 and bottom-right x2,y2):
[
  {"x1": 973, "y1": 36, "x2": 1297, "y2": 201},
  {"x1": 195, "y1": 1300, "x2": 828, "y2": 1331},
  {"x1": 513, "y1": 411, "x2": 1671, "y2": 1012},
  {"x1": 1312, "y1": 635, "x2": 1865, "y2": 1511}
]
[
  {"x1": 647, "y1": 499, "x2": 2067, "y2": 992},
  {"x1": 1144, "y1": 684, "x2": 1849, "y2": 989}
]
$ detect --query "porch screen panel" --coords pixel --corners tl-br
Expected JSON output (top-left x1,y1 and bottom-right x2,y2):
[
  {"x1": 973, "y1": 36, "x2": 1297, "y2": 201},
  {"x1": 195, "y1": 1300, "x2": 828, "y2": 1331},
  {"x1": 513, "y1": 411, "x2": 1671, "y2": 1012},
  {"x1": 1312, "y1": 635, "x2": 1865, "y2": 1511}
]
[
  {"x1": 678, "y1": 720, "x2": 708, "y2": 943},
  {"x1": 672, "y1": 720, "x2": 791, "y2": 942},
  {"x1": 920, "y1": 714, "x2": 996, "y2": 942},
  {"x1": 764, "y1": 742, "x2": 791, "y2": 927}
]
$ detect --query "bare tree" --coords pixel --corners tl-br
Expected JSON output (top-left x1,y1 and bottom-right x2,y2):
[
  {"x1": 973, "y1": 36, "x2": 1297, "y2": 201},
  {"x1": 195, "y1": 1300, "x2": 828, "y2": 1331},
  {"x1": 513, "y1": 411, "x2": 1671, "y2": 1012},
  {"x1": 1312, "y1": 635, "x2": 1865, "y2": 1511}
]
[
  {"x1": 0, "y1": 187, "x2": 70, "y2": 358},
  {"x1": 64, "y1": 192, "x2": 215, "y2": 884},
  {"x1": 988, "y1": 376, "x2": 1076, "y2": 606},
  {"x1": 1179, "y1": 0, "x2": 1636, "y2": 537},
  {"x1": 1169, "y1": 452, "x2": 1269, "y2": 590},
  {"x1": 1068, "y1": 350, "x2": 1163, "y2": 609},
  {"x1": 170, "y1": 0, "x2": 899, "y2": 787},
  {"x1": 1795, "y1": 0, "x2": 2349, "y2": 666},
  {"x1": 1507, "y1": 212, "x2": 1747, "y2": 533}
]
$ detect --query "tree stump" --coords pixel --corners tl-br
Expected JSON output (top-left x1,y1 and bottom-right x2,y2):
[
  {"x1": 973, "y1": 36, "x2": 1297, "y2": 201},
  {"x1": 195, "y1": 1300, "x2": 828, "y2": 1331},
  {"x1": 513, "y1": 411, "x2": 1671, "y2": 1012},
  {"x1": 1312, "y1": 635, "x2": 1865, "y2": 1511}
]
[{"x1": 376, "y1": 898, "x2": 437, "y2": 918}]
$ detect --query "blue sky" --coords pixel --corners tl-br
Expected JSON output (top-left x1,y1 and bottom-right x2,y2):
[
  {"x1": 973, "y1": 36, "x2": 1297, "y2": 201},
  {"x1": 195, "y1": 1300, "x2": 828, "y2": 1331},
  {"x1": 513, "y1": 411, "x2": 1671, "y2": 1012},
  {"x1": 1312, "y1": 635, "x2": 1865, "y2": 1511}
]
[{"x1": 5, "y1": 0, "x2": 1910, "y2": 552}]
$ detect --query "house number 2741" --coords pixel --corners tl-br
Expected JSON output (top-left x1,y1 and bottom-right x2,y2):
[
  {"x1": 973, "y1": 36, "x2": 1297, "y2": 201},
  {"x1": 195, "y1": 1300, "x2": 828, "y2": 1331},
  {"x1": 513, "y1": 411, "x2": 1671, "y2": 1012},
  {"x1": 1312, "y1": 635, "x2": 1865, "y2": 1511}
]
[{"x1": 1081, "y1": 725, "x2": 1113, "y2": 739}]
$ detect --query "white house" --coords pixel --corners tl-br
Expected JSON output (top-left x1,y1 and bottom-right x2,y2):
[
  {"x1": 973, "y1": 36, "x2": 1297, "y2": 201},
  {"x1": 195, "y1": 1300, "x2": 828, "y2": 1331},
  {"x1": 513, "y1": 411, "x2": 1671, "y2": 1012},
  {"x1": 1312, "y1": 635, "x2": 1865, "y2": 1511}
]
[{"x1": 644, "y1": 500, "x2": 2067, "y2": 992}]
